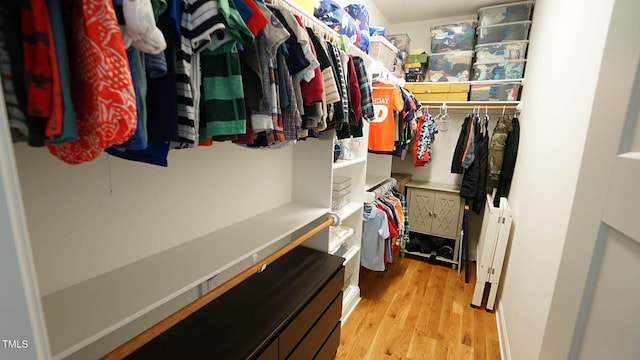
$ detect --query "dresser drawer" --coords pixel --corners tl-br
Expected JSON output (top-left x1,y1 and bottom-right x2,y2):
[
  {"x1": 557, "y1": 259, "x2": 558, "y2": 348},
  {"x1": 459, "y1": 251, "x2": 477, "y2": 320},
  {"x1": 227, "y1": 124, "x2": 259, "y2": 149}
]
[
  {"x1": 314, "y1": 322, "x2": 341, "y2": 360},
  {"x1": 256, "y1": 339, "x2": 278, "y2": 360},
  {"x1": 279, "y1": 267, "x2": 344, "y2": 359},
  {"x1": 287, "y1": 293, "x2": 342, "y2": 360}
]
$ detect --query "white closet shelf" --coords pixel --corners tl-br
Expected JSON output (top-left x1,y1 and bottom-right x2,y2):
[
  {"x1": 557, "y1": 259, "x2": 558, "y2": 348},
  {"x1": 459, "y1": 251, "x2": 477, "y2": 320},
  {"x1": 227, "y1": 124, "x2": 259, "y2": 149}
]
[
  {"x1": 366, "y1": 175, "x2": 391, "y2": 190},
  {"x1": 41, "y1": 202, "x2": 329, "y2": 359},
  {"x1": 336, "y1": 201, "x2": 362, "y2": 220},
  {"x1": 332, "y1": 156, "x2": 366, "y2": 170},
  {"x1": 408, "y1": 78, "x2": 525, "y2": 86},
  {"x1": 341, "y1": 245, "x2": 360, "y2": 266},
  {"x1": 419, "y1": 100, "x2": 520, "y2": 106}
]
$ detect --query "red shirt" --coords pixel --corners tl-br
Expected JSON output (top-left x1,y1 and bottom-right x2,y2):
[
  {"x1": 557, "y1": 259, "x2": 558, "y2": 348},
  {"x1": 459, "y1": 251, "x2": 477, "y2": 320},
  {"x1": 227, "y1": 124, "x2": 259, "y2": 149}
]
[
  {"x1": 48, "y1": 0, "x2": 136, "y2": 164},
  {"x1": 296, "y1": 15, "x2": 324, "y2": 105}
]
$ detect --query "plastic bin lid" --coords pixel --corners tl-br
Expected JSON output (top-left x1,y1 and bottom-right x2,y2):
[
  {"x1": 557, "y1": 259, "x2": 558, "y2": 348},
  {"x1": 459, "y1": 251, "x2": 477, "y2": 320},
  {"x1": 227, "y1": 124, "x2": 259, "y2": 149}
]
[
  {"x1": 429, "y1": 50, "x2": 475, "y2": 57},
  {"x1": 475, "y1": 40, "x2": 530, "y2": 48},
  {"x1": 332, "y1": 175, "x2": 351, "y2": 185},
  {"x1": 477, "y1": 20, "x2": 532, "y2": 30},
  {"x1": 478, "y1": 1, "x2": 534, "y2": 11},
  {"x1": 431, "y1": 20, "x2": 478, "y2": 28},
  {"x1": 370, "y1": 36, "x2": 398, "y2": 52},
  {"x1": 473, "y1": 58, "x2": 527, "y2": 65}
]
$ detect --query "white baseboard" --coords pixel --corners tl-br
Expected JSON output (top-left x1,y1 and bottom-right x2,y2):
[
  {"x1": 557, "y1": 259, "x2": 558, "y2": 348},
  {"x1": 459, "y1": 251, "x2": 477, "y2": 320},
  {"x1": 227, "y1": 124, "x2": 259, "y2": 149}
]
[{"x1": 496, "y1": 302, "x2": 511, "y2": 360}]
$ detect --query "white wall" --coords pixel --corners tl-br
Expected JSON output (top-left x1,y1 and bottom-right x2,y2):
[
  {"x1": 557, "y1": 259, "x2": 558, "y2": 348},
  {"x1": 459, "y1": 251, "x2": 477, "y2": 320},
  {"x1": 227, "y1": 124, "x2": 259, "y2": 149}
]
[
  {"x1": 497, "y1": 0, "x2": 615, "y2": 359},
  {"x1": 14, "y1": 143, "x2": 294, "y2": 296}
]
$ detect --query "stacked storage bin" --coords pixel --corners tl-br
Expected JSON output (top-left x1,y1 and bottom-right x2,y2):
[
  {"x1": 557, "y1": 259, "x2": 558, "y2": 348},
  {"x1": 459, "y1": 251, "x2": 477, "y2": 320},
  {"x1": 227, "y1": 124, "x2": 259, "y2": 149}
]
[
  {"x1": 470, "y1": 1, "x2": 534, "y2": 101},
  {"x1": 385, "y1": 33, "x2": 412, "y2": 78},
  {"x1": 332, "y1": 176, "x2": 351, "y2": 211},
  {"x1": 404, "y1": 52, "x2": 427, "y2": 82},
  {"x1": 369, "y1": 36, "x2": 399, "y2": 73},
  {"x1": 427, "y1": 21, "x2": 477, "y2": 83}
]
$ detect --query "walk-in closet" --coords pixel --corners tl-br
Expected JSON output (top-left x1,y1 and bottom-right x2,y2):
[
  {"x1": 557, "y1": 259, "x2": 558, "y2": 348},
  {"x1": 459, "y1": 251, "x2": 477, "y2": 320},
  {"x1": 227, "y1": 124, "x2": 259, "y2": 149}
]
[{"x1": 2, "y1": 0, "x2": 639, "y2": 359}]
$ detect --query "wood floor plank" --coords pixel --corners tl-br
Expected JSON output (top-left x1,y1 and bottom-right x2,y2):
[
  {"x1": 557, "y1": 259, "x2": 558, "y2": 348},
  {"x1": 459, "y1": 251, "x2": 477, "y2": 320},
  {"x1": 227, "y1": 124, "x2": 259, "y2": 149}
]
[{"x1": 337, "y1": 257, "x2": 500, "y2": 360}]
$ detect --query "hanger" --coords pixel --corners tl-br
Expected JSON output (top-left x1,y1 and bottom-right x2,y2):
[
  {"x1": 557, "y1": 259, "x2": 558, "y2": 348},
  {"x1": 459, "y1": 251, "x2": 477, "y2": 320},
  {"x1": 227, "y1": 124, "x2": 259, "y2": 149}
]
[
  {"x1": 439, "y1": 102, "x2": 449, "y2": 132},
  {"x1": 502, "y1": 105, "x2": 506, "y2": 116}
]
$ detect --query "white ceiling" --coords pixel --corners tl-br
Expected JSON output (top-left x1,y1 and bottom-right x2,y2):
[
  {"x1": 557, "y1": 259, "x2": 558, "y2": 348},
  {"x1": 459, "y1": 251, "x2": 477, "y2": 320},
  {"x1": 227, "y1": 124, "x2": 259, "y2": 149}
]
[{"x1": 369, "y1": 0, "x2": 510, "y2": 24}]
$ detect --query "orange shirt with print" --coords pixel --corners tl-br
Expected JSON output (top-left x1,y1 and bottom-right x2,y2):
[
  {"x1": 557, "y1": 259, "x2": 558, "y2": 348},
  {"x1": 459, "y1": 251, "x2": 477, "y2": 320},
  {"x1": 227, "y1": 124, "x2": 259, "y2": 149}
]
[{"x1": 369, "y1": 84, "x2": 404, "y2": 152}]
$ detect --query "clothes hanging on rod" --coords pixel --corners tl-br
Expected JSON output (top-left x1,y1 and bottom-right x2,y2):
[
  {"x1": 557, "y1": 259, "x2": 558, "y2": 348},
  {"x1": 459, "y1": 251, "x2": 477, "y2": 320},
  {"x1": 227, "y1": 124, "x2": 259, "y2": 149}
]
[
  {"x1": 368, "y1": 82, "x2": 404, "y2": 153},
  {"x1": 452, "y1": 109, "x2": 519, "y2": 213},
  {"x1": 412, "y1": 111, "x2": 438, "y2": 167},
  {"x1": 2, "y1": 0, "x2": 380, "y2": 166},
  {"x1": 493, "y1": 117, "x2": 520, "y2": 207},
  {"x1": 362, "y1": 180, "x2": 406, "y2": 271}
]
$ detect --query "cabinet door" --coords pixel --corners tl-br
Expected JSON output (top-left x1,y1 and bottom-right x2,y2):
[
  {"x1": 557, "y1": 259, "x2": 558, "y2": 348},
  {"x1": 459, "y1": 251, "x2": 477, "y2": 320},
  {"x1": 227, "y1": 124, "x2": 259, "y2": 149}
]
[
  {"x1": 408, "y1": 188, "x2": 435, "y2": 234},
  {"x1": 431, "y1": 192, "x2": 461, "y2": 239}
]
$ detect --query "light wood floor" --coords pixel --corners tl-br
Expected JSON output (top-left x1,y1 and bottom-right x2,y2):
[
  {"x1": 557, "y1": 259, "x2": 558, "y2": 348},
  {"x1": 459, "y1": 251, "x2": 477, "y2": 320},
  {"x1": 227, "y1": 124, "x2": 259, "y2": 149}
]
[{"x1": 336, "y1": 256, "x2": 500, "y2": 360}]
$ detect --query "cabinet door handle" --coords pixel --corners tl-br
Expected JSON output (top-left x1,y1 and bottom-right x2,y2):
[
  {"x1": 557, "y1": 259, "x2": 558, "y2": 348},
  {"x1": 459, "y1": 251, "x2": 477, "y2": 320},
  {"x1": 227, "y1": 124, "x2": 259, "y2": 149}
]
[
  {"x1": 433, "y1": 212, "x2": 437, "y2": 218},
  {"x1": 428, "y1": 211, "x2": 433, "y2": 217}
]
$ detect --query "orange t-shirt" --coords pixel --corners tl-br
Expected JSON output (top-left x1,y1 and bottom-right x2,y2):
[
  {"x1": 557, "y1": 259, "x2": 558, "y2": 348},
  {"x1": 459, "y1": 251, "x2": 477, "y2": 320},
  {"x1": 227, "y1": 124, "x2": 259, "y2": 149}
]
[{"x1": 369, "y1": 84, "x2": 404, "y2": 152}]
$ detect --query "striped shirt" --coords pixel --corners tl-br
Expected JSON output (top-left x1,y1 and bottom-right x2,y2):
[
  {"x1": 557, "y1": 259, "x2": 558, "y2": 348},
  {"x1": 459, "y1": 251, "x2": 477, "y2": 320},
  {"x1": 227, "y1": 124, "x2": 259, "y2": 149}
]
[
  {"x1": 174, "y1": 0, "x2": 226, "y2": 148},
  {"x1": 326, "y1": 43, "x2": 349, "y2": 130},
  {"x1": 0, "y1": 6, "x2": 27, "y2": 142}
]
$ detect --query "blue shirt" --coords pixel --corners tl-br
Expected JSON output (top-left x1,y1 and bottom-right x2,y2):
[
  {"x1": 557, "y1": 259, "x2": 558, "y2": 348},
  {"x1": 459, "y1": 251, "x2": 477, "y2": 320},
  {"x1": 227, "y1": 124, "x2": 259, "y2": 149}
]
[{"x1": 361, "y1": 204, "x2": 390, "y2": 271}]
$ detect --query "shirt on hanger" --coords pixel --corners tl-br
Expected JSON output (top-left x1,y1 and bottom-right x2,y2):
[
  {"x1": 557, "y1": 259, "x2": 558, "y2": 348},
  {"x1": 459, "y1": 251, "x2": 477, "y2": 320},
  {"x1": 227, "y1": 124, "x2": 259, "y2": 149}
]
[
  {"x1": 44, "y1": 0, "x2": 77, "y2": 145},
  {"x1": 362, "y1": 204, "x2": 390, "y2": 271},
  {"x1": 48, "y1": 0, "x2": 137, "y2": 165},
  {"x1": 0, "y1": 1, "x2": 28, "y2": 142},
  {"x1": 251, "y1": 2, "x2": 289, "y2": 132},
  {"x1": 369, "y1": 84, "x2": 404, "y2": 152},
  {"x1": 173, "y1": 0, "x2": 225, "y2": 147}
]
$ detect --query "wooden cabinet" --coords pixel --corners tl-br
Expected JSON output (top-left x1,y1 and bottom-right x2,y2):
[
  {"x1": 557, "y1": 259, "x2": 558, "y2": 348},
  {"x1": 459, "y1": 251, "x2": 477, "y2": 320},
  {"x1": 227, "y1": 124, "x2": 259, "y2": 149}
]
[
  {"x1": 405, "y1": 181, "x2": 465, "y2": 267},
  {"x1": 126, "y1": 247, "x2": 344, "y2": 360}
]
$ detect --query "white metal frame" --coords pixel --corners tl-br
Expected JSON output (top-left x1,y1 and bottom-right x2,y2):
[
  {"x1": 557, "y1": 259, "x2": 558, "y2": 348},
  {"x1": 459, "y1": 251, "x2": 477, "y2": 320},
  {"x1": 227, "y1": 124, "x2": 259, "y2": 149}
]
[{"x1": 472, "y1": 194, "x2": 513, "y2": 311}]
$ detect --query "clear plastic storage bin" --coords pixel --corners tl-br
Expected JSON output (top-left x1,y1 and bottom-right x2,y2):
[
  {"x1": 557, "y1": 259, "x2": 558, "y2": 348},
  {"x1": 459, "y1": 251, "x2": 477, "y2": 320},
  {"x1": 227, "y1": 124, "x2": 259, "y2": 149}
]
[
  {"x1": 332, "y1": 175, "x2": 351, "y2": 191},
  {"x1": 385, "y1": 33, "x2": 411, "y2": 52},
  {"x1": 472, "y1": 60, "x2": 526, "y2": 80},
  {"x1": 477, "y1": 21, "x2": 532, "y2": 44},
  {"x1": 469, "y1": 82, "x2": 522, "y2": 101},
  {"x1": 430, "y1": 21, "x2": 477, "y2": 53},
  {"x1": 475, "y1": 41, "x2": 529, "y2": 63},
  {"x1": 426, "y1": 51, "x2": 474, "y2": 82},
  {"x1": 331, "y1": 193, "x2": 349, "y2": 211},
  {"x1": 332, "y1": 184, "x2": 351, "y2": 198},
  {"x1": 478, "y1": 1, "x2": 534, "y2": 26}
]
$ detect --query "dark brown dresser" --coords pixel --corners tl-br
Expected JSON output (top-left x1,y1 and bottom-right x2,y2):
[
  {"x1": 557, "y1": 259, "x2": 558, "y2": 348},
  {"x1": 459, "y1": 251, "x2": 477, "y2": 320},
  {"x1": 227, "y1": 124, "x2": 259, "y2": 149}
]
[{"x1": 126, "y1": 246, "x2": 344, "y2": 360}]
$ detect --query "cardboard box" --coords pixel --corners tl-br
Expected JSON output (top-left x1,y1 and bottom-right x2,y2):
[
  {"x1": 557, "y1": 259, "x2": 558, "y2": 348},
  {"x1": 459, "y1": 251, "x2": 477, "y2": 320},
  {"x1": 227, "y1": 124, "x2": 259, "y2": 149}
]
[
  {"x1": 407, "y1": 53, "x2": 427, "y2": 63},
  {"x1": 391, "y1": 173, "x2": 412, "y2": 194},
  {"x1": 405, "y1": 62, "x2": 424, "y2": 69},
  {"x1": 408, "y1": 83, "x2": 470, "y2": 94}
]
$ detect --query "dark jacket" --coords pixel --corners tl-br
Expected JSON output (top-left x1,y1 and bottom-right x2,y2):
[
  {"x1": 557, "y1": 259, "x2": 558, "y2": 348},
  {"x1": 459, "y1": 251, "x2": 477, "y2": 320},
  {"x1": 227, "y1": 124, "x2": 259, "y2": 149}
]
[
  {"x1": 451, "y1": 115, "x2": 472, "y2": 174},
  {"x1": 460, "y1": 117, "x2": 489, "y2": 214},
  {"x1": 494, "y1": 118, "x2": 520, "y2": 207}
]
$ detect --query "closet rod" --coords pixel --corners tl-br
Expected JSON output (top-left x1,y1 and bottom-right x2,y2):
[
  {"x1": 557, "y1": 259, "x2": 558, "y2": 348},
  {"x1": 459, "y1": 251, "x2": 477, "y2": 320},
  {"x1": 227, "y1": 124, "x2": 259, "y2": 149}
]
[
  {"x1": 365, "y1": 178, "x2": 398, "y2": 203},
  {"x1": 421, "y1": 104, "x2": 520, "y2": 111},
  {"x1": 102, "y1": 216, "x2": 336, "y2": 360}
]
